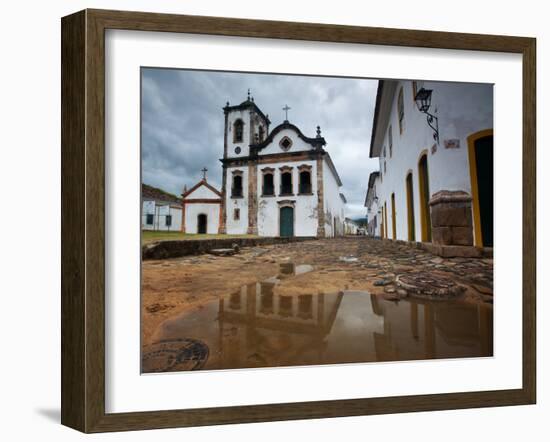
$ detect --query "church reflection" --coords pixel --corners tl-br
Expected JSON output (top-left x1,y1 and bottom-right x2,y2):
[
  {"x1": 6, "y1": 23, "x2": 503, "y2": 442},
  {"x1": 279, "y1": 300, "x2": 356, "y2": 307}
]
[
  {"x1": 146, "y1": 263, "x2": 493, "y2": 373},
  {"x1": 217, "y1": 267, "x2": 345, "y2": 368}
]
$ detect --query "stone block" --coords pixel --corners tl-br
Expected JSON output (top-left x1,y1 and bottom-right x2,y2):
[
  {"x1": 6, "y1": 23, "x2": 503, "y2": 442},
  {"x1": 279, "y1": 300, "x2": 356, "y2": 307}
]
[
  {"x1": 432, "y1": 226, "x2": 452, "y2": 245},
  {"x1": 437, "y1": 245, "x2": 482, "y2": 258},
  {"x1": 431, "y1": 203, "x2": 472, "y2": 227},
  {"x1": 420, "y1": 242, "x2": 482, "y2": 258},
  {"x1": 451, "y1": 226, "x2": 473, "y2": 246}
]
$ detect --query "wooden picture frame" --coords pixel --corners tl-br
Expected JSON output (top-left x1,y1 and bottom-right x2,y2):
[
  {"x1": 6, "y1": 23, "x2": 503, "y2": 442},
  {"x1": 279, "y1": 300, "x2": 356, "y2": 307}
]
[{"x1": 61, "y1": 8, "x2": 536, "y2": 433}]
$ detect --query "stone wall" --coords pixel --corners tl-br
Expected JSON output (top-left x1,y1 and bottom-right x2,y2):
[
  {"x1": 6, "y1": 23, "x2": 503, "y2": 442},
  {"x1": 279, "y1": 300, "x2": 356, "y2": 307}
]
[{"x1": 142, "y1": 236, "x2": 316, "y2": 260}]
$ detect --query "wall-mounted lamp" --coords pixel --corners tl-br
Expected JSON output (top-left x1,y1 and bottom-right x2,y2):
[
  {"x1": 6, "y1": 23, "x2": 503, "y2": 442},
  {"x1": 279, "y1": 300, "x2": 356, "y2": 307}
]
[{"x1": 414, "y1": 88, "x2": 439, "y2": 144}]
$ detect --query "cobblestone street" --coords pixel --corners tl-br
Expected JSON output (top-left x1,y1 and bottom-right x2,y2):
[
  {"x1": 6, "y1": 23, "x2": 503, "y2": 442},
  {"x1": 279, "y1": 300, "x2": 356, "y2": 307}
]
[{"x1": 142, "y1": 237, "x2": 493, "y2": 348}]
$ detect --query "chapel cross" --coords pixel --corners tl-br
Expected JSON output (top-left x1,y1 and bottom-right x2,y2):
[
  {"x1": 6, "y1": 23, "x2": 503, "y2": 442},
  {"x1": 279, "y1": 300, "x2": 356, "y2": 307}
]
[
  {"x1": 201, "y1": 167, "x2": 208, "y2": 180},
  {"x1": 283, "y1": 104, "x2": 291, "y2": 121}
]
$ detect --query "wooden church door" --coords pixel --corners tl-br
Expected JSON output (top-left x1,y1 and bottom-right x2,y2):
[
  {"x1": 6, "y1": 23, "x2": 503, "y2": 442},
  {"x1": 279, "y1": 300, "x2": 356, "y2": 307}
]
[{"x1": 279, "y1": 207, "x2": 294, "y2": 237}]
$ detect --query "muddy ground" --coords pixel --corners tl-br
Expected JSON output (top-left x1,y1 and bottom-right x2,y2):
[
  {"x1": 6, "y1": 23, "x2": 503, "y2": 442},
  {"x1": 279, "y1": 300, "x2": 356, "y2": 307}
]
[{"x1": 142, "y1": 237, "x2": 493, "y2": 346}]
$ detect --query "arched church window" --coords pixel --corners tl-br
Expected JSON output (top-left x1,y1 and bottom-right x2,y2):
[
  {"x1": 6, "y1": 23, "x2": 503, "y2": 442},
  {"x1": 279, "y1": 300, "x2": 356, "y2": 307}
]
[
  {"x1": 258, "y1": 125, "x2": 265, "y2": 142},
  {"x1": 279, "y1": 167, "x2": 293, "y2": 195},
  {"x1": 233, "y1": 119, "x2": 244, "y2": 143},
  {"x1": 231, "y1": 172, "x2": 243, "y2": 198},
  {"x1": 298, "y1": 164, "x2": 312, "y2": 193},
  {"x1": 398, "y1": 87, "x2": 405, "y2": 134},
  {"x1": 299, "y1": 170, "x2": 312, "y2": 194},
  {"x1": 263, "y1": 173, "x2": 274, "y2": 196}
]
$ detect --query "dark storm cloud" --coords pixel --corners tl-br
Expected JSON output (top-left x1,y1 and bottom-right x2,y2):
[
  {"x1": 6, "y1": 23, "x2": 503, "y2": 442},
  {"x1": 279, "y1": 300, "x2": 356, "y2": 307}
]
[{"x1": 141, "y1": 68, "x2": 379, "y2": 217}]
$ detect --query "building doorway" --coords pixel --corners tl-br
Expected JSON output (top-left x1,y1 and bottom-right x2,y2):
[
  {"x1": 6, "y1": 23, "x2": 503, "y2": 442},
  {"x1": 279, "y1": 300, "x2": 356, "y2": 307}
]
[
  {"x1": 406, "y1": 172, "x2": 416, "y2": 241},
  {"x1": 384, "y1": 201, "x2": 388, "y2": 239},
  {"x1": 380, "y1": 206, "x2": 385, "y2": 238},
  {"x1": 469, "y1": 130, "x2": 494, "y2": 247},
  {"x1": 279, "y1": 207, "x2": 294, "y2": 237},
  {"x1": 391, "y1": 193, "x2": 397, "y2": 240},
  {"x1": 418, "y1": 153, "x2": 432, "y2": 242},
  {"x1": 197, "y1": 213, "x2": 207, "y2": 234}
]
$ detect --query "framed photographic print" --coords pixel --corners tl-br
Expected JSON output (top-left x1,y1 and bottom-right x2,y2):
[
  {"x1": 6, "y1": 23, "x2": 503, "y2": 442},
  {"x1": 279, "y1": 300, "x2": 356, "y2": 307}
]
[{"x1": 61, "y1": 9, "x2": 536, "y2": 433}]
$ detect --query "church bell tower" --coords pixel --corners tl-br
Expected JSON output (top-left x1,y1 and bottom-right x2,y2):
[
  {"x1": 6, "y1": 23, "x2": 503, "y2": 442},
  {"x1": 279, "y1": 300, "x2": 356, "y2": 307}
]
[{"x1": 223, "y1": 90, "x2": 271, "y2": 160}]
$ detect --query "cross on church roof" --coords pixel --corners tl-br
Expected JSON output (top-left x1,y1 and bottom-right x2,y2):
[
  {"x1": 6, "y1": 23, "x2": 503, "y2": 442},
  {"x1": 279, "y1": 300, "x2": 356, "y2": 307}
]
[
  {"x1": 201, "y1": 167, "x2": 208, "y2": 180},
  {"x1": 283, "y1": 104, "x2": 291, "y2": 122}
]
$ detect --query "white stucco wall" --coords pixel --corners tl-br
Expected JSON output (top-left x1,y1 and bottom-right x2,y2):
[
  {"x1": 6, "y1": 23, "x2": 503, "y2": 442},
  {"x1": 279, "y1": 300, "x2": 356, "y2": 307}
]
[
  {"x1": 256, "y1": 159, "x2": 318, "y2": 237},
  {"x1": 374, "y1": 80, "x2": 493, "y2": 241},
  {"x1": 322, "y1": 158, "x2": 344, "y2": 237},
  {"x1": 184, "y1": 203, "x2": 220, "y2": 234},
  {"x1": 142, "y1": 200, "x2": 182, "y2": 231},
  {"x1": 225, "y1": 166, "x2": 249, "y2": 234}
]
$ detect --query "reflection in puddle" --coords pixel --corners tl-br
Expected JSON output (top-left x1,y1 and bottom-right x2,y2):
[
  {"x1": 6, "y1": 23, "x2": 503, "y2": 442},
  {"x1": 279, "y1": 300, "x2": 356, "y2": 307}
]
[
  {"x1": 144, "y1": 263, "x2": 493, "y2": 373},
  {"x1": 279, "y1": 262, "x2": 314, "y2": 277}
]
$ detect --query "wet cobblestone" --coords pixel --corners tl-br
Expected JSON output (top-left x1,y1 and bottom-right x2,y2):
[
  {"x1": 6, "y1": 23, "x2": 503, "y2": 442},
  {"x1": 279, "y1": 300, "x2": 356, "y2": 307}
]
[{"x1": 142, "y1": 237, "x2": 493, "y2": 345}]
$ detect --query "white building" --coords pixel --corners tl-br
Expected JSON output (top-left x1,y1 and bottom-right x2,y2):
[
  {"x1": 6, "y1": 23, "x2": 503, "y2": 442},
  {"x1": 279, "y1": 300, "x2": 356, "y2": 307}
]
[
  {"x1": 219, "y1": 94, "x2": 345, "y2": 237},
  {"x1": 365, "y1": 80, "x2": 493, "y2": 250},
  {"x1": 142, "y1": 184, "x2": 182, "y2": 231},
  {"x1": 365, "y1": 171, "x2": 381, "y2": 237},
  {"x1": 343, "y1": 218, "x2": 359, "y2": 235},
  {"x1": 181, "y1": 177, "x2": 223, "y2": 234}
]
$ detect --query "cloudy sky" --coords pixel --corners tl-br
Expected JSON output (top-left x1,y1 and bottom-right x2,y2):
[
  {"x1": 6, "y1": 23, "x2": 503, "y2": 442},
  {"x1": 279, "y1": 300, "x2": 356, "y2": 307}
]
[{"x1": 141, "y1": 68, "x2": 379, "y2": 218}]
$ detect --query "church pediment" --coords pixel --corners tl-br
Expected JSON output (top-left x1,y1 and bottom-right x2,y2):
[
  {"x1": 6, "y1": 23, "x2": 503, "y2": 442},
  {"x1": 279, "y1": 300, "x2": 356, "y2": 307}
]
[
  {"x1": 250, "y1": 121, "x2": 326, "y2": 154},
  {"x1": 182, "y1": 179, "x2": 222, "y2": 200}
]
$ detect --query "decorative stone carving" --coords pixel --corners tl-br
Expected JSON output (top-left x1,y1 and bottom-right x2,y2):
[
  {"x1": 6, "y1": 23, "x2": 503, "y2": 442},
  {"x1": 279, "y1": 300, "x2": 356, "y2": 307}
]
[{"x1": 279, "y1": 136, "x2": 293, "y2": 151}]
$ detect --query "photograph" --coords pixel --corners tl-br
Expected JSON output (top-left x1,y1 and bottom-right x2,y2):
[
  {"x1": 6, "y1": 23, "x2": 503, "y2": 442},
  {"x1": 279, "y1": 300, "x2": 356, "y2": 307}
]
[{"x1": 140, "y1": 68, "x2": 494, "y2": 374}]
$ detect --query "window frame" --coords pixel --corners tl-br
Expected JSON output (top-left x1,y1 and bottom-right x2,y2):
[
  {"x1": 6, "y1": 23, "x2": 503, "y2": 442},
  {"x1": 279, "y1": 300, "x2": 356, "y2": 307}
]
[
  {"x1": 231, "y1": 170, "x2": 244, "y2": 198},
  {"x1": 297, "y1": 164, "x2": 313, "y2": 195},
  {"x1": 261, "y1": 167, "x2": 275, "y2": 197},
  {"x1": 397, "y1": 87, "x2": 405, "y2": 134},
  {"x1": 279, "y1": 166, "x2": 294, "y2": 196},
  {"x1": 388, "y1": 124, "x2": 393, "y2": 158},
  {"x1": 233, "y1": 119, "x2": 244, "y2": 143}
]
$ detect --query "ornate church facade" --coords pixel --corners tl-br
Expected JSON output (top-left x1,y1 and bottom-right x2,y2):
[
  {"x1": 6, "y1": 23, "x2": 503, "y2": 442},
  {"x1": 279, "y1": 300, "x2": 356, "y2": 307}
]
[{"x1": 182, "y1": 94, "x2": 346, "y2": 238}]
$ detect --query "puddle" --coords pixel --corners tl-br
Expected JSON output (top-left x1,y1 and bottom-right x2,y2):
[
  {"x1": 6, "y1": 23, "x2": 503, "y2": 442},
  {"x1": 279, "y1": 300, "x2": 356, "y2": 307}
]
[
  {"x1": 339, "y1": 256, "x2": 359, "y2": 263},
  {"x1": 143, "y1": 264, "x2": 493, "y2": 373}
]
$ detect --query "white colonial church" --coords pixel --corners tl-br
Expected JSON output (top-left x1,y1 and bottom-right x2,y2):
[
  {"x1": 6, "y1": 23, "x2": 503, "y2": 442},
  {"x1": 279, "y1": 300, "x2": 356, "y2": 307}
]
[{"x1": 181, "y1": 93, "x2": 346, "y2": 237}]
